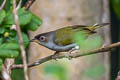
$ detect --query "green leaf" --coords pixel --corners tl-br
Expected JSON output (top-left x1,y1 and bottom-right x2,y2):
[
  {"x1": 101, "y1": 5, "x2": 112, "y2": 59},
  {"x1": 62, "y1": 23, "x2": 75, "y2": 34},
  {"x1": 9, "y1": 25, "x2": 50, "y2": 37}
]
[
  {"x1": 0, "y1": 58, "x2": 3, "y2": 65},
  {"x1": 18, "y1": 8, "x2": 32, "y2": 26},
  {"x1": 84, "y1": 65, "x2": 105, "y2": 78},
  {"x1": 15, "y1": 32, "x2": 30, "y2": 48},
  {"x1": 3, "y1": 11, "x2": 14, "y2": 25},
  {"x1": 26, "y1": 14, "x2": 42, "y2": 31},
  {"x1": 9, "y1": 30, "x2": 17, "y2": 37},
  {"x1": 0, "y1": 38, "x2": 3, "y2": 45},
  {"x1": 0, "y1": 27, "x2": 5, "y2": 34},
  {"x1": 80, "y1": 34, "x2": 104, "y2": 53},
  {"x1": 0, "y1": 58, "x2": 3, "y2": 71},
  {"x1": 0, "y1": 49, "x2": 19, "y2": 58},
  {"x1": 43, "y1": 63, "x2": 67, "y2": 80},
  {"x1": 0, "y1": 10, "x2": 6, "y2": 24},
  {"x1": 111, "y1": 0, "x2": 120, "y2": 20},
  {"x1": 0, "y1": 43, "x2": 20, "y2": 50},
  {"x1": 3, "y1": 8, "x2": 32, "y2": 26},
  {"x1": 11, "y1": 69, "x2": 24, "y2": 80}
]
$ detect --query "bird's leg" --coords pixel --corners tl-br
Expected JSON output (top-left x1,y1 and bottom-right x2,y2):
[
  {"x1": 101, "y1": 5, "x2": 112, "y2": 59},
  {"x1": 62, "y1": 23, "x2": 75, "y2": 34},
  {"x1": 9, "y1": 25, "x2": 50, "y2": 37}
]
[
  {"x1": 64, "y1": 46, "x2": 80, "y2": 60},
  {"x1": 52, "y1": 51, "x2": 59, "y2": 60},
  {"x1": 68, "y1": 45, "x2": 80, "y2": 54}
]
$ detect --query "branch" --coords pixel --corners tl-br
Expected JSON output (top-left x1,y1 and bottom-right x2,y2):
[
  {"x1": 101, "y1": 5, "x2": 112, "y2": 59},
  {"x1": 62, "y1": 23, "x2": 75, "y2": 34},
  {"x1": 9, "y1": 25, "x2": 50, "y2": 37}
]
[
  {"x1": 12, "y1": 42, "x2": 120, "y2": 69},
  {"x1": 13, "y1": 0, "x2": 29, "y2": 80},
  {"x1": 24, "y1": 0, "x2": 36, "y2": 10},
  {"x1": 0, "y1": 0, "x2": 6, "y2": 10},
  {"x1": 1, "y1": 65, "x2": 11, "y2": 80},
  {"x1": 116, "y1": 71, "x2": 120, "y2": 80}
]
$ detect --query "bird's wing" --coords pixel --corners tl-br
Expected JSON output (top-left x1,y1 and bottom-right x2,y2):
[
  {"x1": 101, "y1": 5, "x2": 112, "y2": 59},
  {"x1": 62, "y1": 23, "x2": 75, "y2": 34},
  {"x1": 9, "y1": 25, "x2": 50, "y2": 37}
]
[{"x1": 54, "y1": 25, "x2": 95, "y2": 46}]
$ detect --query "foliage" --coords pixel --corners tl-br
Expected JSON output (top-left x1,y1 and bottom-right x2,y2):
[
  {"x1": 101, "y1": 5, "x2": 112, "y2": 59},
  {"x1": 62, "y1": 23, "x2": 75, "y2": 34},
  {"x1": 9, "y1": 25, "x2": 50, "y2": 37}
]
[
  {"x1": 111, "y1": 0, "x2": 120, "y2": 20},
  {"x1": 43, "y1": 62, "x2": 68, "y2": 80},
  {"x1": 84, "y1": 64, "x2": 105, "y2": 79},
  {"x1": 0, "y1": 0, "x2": 42, "y2": 77},
  {"x1": 73, "y1": 32, "x2": 103, "y2": 53}
]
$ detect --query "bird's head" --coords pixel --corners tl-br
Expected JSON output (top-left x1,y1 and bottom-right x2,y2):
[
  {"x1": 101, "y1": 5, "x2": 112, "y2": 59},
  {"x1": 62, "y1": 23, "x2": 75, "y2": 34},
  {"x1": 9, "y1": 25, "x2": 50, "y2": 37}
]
[{"x1": 30, "y1": 31, "x2": 55, "y2": 48}]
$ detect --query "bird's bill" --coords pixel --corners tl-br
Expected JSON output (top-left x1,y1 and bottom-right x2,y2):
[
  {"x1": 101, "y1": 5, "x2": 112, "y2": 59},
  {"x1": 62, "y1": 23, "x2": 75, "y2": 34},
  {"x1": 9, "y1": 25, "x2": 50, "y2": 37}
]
[{"x1": 30, "y1": 39, "x2": 39, "y2": 43}]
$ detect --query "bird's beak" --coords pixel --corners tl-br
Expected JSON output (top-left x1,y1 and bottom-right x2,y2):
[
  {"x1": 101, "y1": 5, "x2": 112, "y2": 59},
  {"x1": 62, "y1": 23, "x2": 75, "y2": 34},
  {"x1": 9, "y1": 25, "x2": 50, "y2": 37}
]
[{"x1": 30, "y1": 39, "x2": 39, "y2": 43}]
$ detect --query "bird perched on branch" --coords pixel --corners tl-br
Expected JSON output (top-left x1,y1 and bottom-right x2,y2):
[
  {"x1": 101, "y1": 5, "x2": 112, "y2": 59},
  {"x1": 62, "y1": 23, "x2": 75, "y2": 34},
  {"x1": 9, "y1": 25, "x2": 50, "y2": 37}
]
[{"x1": 30, "y1": 23, "x2": 109, "y2": 54}]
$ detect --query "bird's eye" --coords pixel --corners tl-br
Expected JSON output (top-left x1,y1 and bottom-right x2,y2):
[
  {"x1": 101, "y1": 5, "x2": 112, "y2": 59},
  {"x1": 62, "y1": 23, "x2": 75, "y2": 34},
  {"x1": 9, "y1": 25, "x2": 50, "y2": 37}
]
[{"x1": 39, "y1": 36, "x2": 46, "y2": 42}]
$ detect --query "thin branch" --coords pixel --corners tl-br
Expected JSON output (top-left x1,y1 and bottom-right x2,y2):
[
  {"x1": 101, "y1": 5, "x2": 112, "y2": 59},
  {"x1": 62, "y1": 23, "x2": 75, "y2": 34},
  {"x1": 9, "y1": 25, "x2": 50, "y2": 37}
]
[
  {"x1": 13, "y1": 0, "x2": 29, "y2": 80},
  {"x1": 24, "y1": 0, "x2": 36, "y2": 10},
  {"x1": 0, "y1": 0, "x2": 6, "y2": 10},
  {"x1": 1, "y1": 65, "x2": 11, "y2": 80},
  {"x1": 116, "y1": 71, "x2": 120, "y2": 80},
  {"x1": 16, "y1": 0, "x2": 22, "y2": 10},
  {"x1": 12, "y1": 41, "x2": 120, "y2": 69}
]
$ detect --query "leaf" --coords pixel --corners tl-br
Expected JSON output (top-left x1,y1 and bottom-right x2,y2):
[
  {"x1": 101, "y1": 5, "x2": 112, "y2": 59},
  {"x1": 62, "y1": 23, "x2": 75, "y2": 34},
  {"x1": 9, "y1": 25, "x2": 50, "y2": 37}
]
[
  {"x1": 0, "y1": 43, "x2": 20, "y2": 50},
  {"x1": 111, "y1": 0, "x2": 120, "y2": 20},
  {"x1": 0, "y1": 10, "x2": 6, "y2": 24},
  {"x1": 9, "y1": 30, "x2": 17, "y2": 37},
  {"x1": 11, "y1": 69, "x2": 24, "y2": 80},
  {"x1": 43, "y1": 63, "x2": 67, "y2": 80},
  {"x1": 15, "y1": 32, "x2": 30, "y2": 48},
  {"x1": 79, "y1": 34, "x2": 104, "y2": 53},
  {"x1": 3, "y1": 11, "x2": 14, "y2": 25},
  {"x1": 0, "y1": 58, "x2": 3, "y2": 65},
  {"x1": 0, "y1": 49, "x2": 19, "y2": 58},
  {"x1": 25, "y1": 14, "x2": 42, "y2": 31},
  {"x1": 18, "y1": 8, "x2": 32, "y2": 26},
  {"x1": 0, "y1": 38, "x2": 3, "y2": 45},
  {"x1": 84, "y1": 65, "x2": 105, "y2": 78},
  {"x1": 0, "y1": 27, "x2": 5, "y2": 34},
  {"x1": 0, "y1": 58, "x2": 3, "y2": 71},
  {"x1": 3, "y1": 8, "x2": 32, "y2": 26}
]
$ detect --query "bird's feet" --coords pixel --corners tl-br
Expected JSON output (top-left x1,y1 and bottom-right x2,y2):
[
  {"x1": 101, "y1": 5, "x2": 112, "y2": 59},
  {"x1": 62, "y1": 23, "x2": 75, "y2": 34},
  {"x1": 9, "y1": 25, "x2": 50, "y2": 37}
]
[
  {"x1": 65, "y1": 46, "x2": 79, "y2": 60},
  {"x1": 52, "y1": 51, "x2": 59, "y2": 61},
  {"x1": 68, "y1": 46, "x2": 79, "y2": 54}
]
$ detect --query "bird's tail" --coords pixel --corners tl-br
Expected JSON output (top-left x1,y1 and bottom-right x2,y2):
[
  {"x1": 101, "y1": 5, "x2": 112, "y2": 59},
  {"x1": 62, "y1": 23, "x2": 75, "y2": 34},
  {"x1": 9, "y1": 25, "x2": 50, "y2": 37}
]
[{"x1": 87, "y1": 23, "x2": 110, "y2": 31}]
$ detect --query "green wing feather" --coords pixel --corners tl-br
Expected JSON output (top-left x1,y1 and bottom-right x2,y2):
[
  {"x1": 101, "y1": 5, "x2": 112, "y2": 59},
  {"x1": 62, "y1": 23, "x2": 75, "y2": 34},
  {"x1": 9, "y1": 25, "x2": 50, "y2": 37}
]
[
  {"x1": 54, "y1": 23, "x2": 109, "y2": 46},
  {"x1": 54, "y1": 25, "x2": 95, "y2": 46}
]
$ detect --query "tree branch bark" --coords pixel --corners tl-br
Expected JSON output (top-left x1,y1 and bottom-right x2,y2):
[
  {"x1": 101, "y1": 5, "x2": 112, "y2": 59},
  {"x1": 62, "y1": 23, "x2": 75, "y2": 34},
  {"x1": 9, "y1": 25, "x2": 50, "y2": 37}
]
[
  {"x1": 11, "y1": 41, "x2": 120, "y2": 69},
  {"x1": 0, "y1": 0, "x2": 6, "y2": 10},
  {"x1": 13, "y1": 0, "x2": 29, "y2": 80}
]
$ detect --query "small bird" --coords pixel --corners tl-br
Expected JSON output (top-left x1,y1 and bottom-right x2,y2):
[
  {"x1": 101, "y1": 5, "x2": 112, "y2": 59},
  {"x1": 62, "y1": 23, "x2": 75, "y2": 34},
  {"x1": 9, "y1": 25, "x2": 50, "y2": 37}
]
[{"x1": 30, "y1": 23, "x2": 109, "y2": 54}]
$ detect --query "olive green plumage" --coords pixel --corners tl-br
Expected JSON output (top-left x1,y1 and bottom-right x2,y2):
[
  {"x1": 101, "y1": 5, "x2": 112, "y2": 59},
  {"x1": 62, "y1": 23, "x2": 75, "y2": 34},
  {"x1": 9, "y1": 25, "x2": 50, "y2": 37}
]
[{"x1": 31, "y1": 23, "x2": 109, "y2": 52}]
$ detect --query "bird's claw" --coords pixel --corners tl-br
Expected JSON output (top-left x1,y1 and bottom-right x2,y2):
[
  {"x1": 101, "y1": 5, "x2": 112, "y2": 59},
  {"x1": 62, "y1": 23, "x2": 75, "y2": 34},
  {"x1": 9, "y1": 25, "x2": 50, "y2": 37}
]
[
  {"x1": 52, "y1": 52, "x2": 59, "y2": 61},
  {"x1": 64, "y1": 53, "x2": 72, "y2": 60}
]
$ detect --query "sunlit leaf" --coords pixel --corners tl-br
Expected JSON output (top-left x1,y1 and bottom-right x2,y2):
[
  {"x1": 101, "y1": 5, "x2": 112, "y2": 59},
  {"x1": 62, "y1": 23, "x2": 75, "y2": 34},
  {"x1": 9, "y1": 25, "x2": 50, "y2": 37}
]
[
  {"x1": 25, "y1": 14, "x2": 42, "y2": 31},
  {"x1": 0, "y1": 43, "x2": 20, "y2": 50},
  {"x1": 0, "y1": 49, "x2": 19, "y2": 58},
  {"x1": 0, "y1": 10, "x2": 6, "y2": 24},
  {"x1": 3, "y1": 8, "x2": 32, "y2": 26},
  {"x1": 43, "y1": 63, "x2": 67, "y2": 80},
  {"x1": 79, "y1": 34, "x2": 104, "y2": 53}
]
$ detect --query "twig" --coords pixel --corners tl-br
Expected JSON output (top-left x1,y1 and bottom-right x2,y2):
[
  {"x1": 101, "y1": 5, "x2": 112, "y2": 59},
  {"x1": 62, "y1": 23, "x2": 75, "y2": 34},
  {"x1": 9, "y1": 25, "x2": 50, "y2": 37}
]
[
  {"x1": 3, "y1": 59, "x2": 14, "y2": 80},
  {"x1": 1, "y1": 65, "x2": 11, "y2": 80},
  {"x1": 116, "y1": 71, "x2": 120, "y2": 80},
  {"x1": 12, "y1": 42, "x2": 120, "y2": 69},
  {"x1": 16, "y1": 0, "x2": 22, "y2": 10},
  {"x1": 12, "y1": 0, "x2": 29, "y2": 80},
  {"x1": 24, "y1": 0, "x2": 36, "y2": 10},
  {"x1": 0, "y1": 0, "x2": 6, "y2": 10}
]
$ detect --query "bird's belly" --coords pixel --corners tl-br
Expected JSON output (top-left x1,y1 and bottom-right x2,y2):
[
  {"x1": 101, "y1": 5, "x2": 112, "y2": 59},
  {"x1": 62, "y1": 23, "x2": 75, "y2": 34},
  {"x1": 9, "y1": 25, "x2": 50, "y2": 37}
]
[{"x1": 48, "y1": 43, "x2": 77, "y2": 52}]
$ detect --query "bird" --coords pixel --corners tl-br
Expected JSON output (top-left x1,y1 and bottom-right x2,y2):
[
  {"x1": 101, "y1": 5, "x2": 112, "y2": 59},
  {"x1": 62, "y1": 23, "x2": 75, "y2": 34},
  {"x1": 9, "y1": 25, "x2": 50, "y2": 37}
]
[{"x1": 30, "y1": 23, "x2": 109, "y2": 54}]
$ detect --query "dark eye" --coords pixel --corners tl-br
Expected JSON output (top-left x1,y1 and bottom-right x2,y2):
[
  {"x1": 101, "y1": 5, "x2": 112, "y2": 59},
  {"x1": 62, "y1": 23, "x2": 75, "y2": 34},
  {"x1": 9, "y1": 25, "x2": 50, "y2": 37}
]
[{"x1": 39, "y1": 36, "x2": 46, "y2": 41}]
